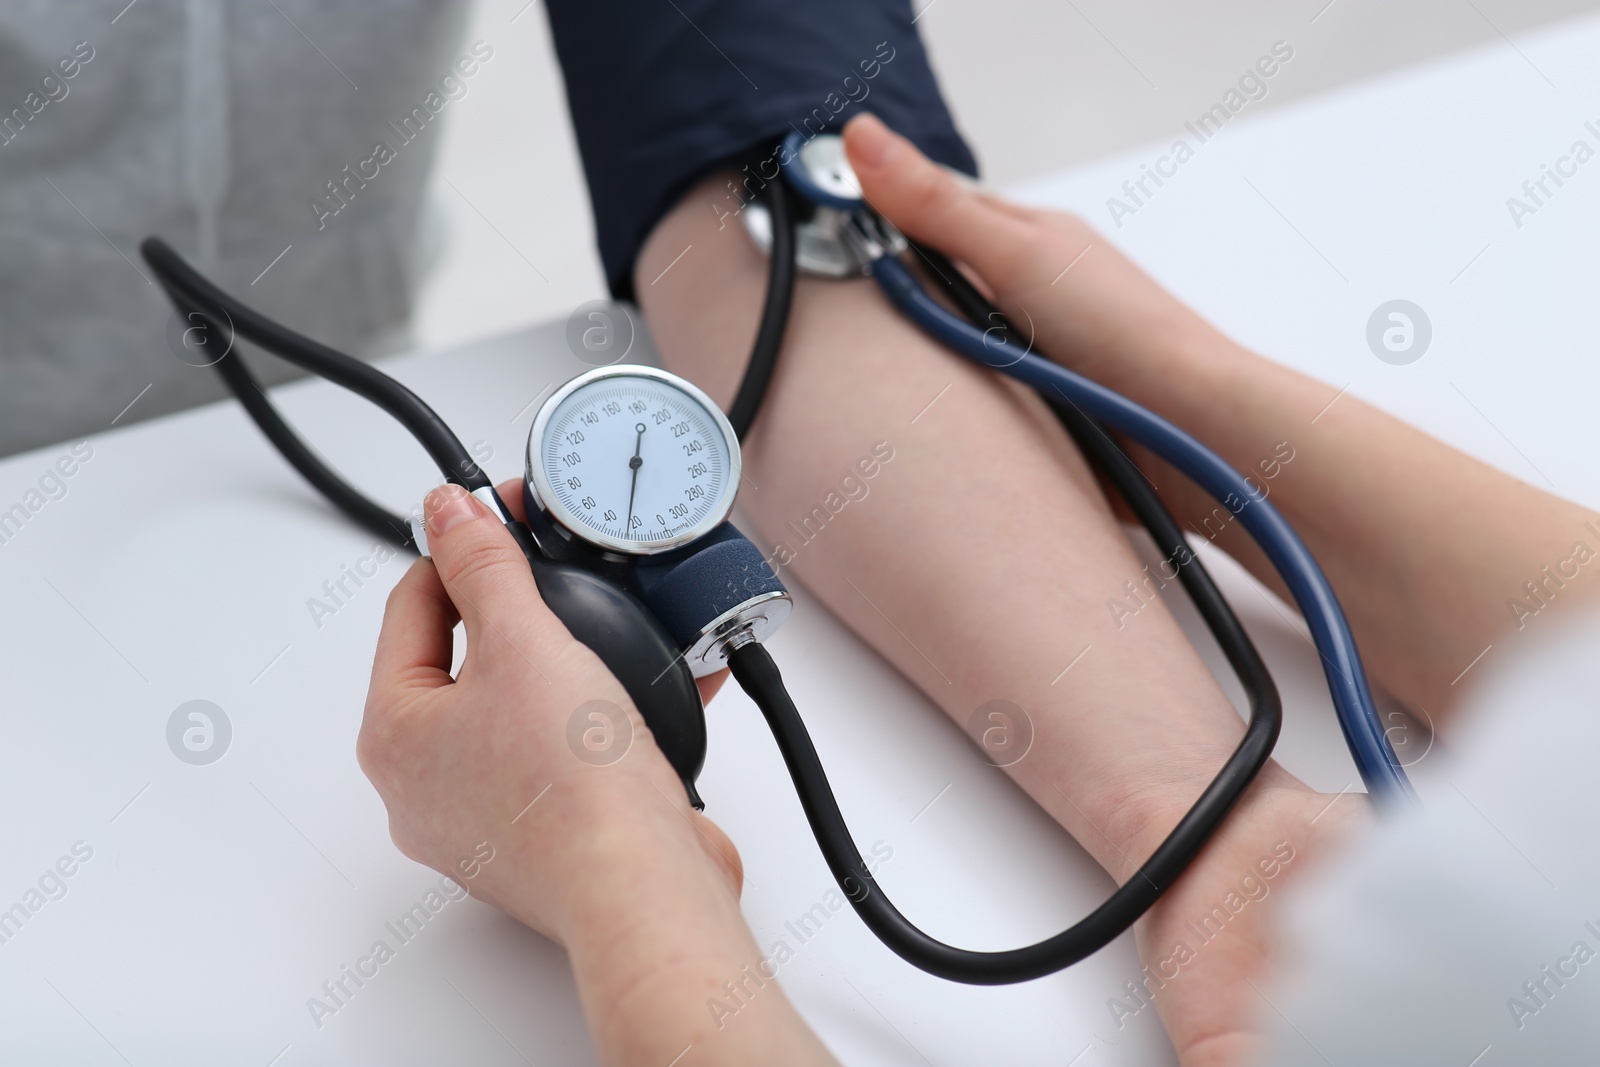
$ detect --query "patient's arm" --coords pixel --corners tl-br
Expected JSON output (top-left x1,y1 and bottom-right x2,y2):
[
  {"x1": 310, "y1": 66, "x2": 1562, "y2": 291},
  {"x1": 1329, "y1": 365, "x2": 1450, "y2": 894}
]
[
  {"x1": 638, "y1": 172, "x2": 1358, "y2": 1067},
  {"x1": 642, "y1": 170, "x2": 1255, "y2": 880}
]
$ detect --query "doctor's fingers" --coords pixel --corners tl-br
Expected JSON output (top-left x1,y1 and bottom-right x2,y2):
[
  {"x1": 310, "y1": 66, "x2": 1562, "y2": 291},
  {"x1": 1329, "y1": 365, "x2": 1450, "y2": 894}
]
[
  {"x1": 369, "y1": 557, "x2": 458, "y2": 697},
  {"x1": 360, "y1": 557, "x2": 457, "y2": 792},
  {"x1": 843, "y1": 113, "x2": 1055, "y2": 295},
  {"x1": 420, "y1": 483, "x2": 570, "y2": 662}
]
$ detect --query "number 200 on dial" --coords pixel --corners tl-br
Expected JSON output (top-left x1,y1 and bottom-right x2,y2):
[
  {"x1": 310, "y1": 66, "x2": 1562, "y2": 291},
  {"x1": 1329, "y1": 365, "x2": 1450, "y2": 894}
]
[{"x1": 527, "y1": 366, "x2": 741, "y2": 555}]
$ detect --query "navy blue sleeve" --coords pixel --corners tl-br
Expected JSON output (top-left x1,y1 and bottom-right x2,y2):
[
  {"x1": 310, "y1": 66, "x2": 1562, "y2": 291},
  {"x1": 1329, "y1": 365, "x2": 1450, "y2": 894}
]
[{"x1": 543, "y1": 0, "x2": 977, "y2": 298}]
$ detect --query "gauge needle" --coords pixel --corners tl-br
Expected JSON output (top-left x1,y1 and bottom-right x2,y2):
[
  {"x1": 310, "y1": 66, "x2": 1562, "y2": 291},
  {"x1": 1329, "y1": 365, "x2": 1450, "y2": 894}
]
[{"x1": 625, "y1": 422, "x2": 645, "y2": 531}]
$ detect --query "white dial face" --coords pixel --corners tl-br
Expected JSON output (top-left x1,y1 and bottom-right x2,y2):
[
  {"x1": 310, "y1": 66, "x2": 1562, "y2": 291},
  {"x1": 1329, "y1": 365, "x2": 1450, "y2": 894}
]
[{"x1": 530, "y1": 368, "x2": 737, "y2": 554}]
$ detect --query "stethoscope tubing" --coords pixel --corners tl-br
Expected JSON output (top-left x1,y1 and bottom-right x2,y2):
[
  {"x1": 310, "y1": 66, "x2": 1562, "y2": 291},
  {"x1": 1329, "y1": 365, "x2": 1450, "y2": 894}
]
[{"x1": 867, "y1": 253, "x2": 1414, "y2": 804}]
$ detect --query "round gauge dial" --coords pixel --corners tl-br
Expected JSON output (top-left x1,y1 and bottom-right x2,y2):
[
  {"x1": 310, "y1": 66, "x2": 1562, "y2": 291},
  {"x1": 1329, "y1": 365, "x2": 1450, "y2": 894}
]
[{"x1": 527, "y1": 366, "x2": 740, "y2": 555}]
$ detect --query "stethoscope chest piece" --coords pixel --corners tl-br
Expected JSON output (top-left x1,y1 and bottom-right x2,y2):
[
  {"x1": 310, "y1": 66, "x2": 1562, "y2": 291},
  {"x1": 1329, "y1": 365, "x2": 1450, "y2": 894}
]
[{"x1": 743, "y1": 132, "x2": 906, "y2": 277}]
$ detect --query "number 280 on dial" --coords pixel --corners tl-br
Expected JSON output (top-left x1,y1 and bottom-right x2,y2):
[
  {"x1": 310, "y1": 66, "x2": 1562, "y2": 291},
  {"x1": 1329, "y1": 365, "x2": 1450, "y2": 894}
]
[{"x1": 526, "y1": 366, "x2": 741, "y2": 555}]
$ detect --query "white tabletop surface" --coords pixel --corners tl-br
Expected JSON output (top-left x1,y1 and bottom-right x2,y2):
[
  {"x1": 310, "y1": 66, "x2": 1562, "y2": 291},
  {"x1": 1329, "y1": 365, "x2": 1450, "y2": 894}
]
[{"x1": 4, "y1": 13, "x2": 1600, "y2": 1066}]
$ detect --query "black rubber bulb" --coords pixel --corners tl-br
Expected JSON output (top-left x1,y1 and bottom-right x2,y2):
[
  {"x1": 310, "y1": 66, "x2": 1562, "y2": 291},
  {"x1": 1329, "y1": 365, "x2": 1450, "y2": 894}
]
[{"x1": 524, "y1": 553, "x2": 707, "y2": 808}]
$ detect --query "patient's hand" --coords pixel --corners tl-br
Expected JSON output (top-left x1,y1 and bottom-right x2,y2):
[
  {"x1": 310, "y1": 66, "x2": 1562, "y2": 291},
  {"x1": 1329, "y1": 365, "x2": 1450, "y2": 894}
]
[{"x1": 1129, "y1": 784, "x2": 1368, "y2": 1067}]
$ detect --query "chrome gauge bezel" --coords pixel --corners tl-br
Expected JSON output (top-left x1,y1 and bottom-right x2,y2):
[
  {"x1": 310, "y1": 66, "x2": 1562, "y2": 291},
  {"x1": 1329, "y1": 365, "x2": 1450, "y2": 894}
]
[{"x1": 526, "y1": 365, "x2": 742, "y2": 556}]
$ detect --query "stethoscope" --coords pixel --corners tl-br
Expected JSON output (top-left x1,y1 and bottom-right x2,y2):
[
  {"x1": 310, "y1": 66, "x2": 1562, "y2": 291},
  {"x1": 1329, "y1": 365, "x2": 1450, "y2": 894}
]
[{"x1": 139, "y1": 128, "x2": 1412, "y2": 987}]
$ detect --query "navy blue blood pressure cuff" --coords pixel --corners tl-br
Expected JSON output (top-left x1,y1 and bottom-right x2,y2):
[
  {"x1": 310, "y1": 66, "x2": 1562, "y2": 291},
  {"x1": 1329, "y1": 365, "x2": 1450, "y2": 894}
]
[{"x1": 543, "y1": 0, "x2": 978, "y2": 299}]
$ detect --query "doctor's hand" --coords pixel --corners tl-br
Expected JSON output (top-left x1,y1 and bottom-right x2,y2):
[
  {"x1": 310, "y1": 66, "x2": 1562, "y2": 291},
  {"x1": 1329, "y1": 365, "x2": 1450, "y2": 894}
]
[
  {"x1": 841, "y1": 112, "x2": 1224, "y2": 398},
  {"x1": 355, "y1": 481, "x2": 804, "y2": 1066},
  {"x1": 359, "y1": 482, "x2": 835, "y2": 1065},
  {"x1": 843, "y1": 111, "x2": 1600, "y2": 737},
  {"x1": 363, "y1": 483, "x2": 838, "y2": 1067},
  {"x1": 358, "y1": 481, "x2": 739, "y2": 942}
]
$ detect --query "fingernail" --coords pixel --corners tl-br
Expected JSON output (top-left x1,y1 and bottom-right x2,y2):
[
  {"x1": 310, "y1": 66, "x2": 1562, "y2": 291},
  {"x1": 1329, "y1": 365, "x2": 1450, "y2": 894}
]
[
  {"x1": 424, "y1": 484, "x2": 484, "y2": 537},
  {"x1": 845, "y1": 113, "x2": 895, "y2": 168}
]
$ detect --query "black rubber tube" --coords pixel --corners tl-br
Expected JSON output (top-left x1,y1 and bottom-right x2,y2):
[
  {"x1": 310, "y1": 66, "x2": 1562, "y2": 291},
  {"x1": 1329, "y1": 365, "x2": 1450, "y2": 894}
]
[
  {"x1": 145, "y1": 205, "x2": 792, "y2": 542},
  {"x1": 142, "y1": 238, "x2": 491, "y2": 498},
  {"x1": 731, "y1": 632, "x2": 1275, "y2": 983},
  {"x1": 209, "y1": 343, "x2": 416, "y2": 550},
  {"x1": 141, "y1": 238, "x2": 714, "y2": 802},
  {"x1": 726, "y1": 176, "x2": 797, "y2": 441}
]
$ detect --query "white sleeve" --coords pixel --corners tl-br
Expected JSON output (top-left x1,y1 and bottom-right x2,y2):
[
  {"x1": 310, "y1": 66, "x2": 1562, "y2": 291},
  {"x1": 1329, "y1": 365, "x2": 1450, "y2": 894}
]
[{"x1": 1258, "y1": 613, "x2": 1600, "y2": 1064}]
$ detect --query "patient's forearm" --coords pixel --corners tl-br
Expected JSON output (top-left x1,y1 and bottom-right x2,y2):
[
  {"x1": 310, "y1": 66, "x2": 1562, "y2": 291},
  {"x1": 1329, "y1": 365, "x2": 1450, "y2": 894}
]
[{"x1": 636, "y1": 174, "x2": 1311, "y2": 881}]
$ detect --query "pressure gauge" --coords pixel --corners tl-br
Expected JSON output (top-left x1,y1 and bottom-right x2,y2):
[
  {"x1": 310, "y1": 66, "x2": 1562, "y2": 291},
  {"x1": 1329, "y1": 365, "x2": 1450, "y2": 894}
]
[{"x1": 527, "y1": 366, "x2": 740, "y2": 555}]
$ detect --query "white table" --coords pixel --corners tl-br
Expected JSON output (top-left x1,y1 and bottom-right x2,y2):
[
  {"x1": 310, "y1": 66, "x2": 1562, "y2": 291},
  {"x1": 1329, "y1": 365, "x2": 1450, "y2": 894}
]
[{"x1": 4, "y1": 13, "x2": 1600, "y2": 1065}]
